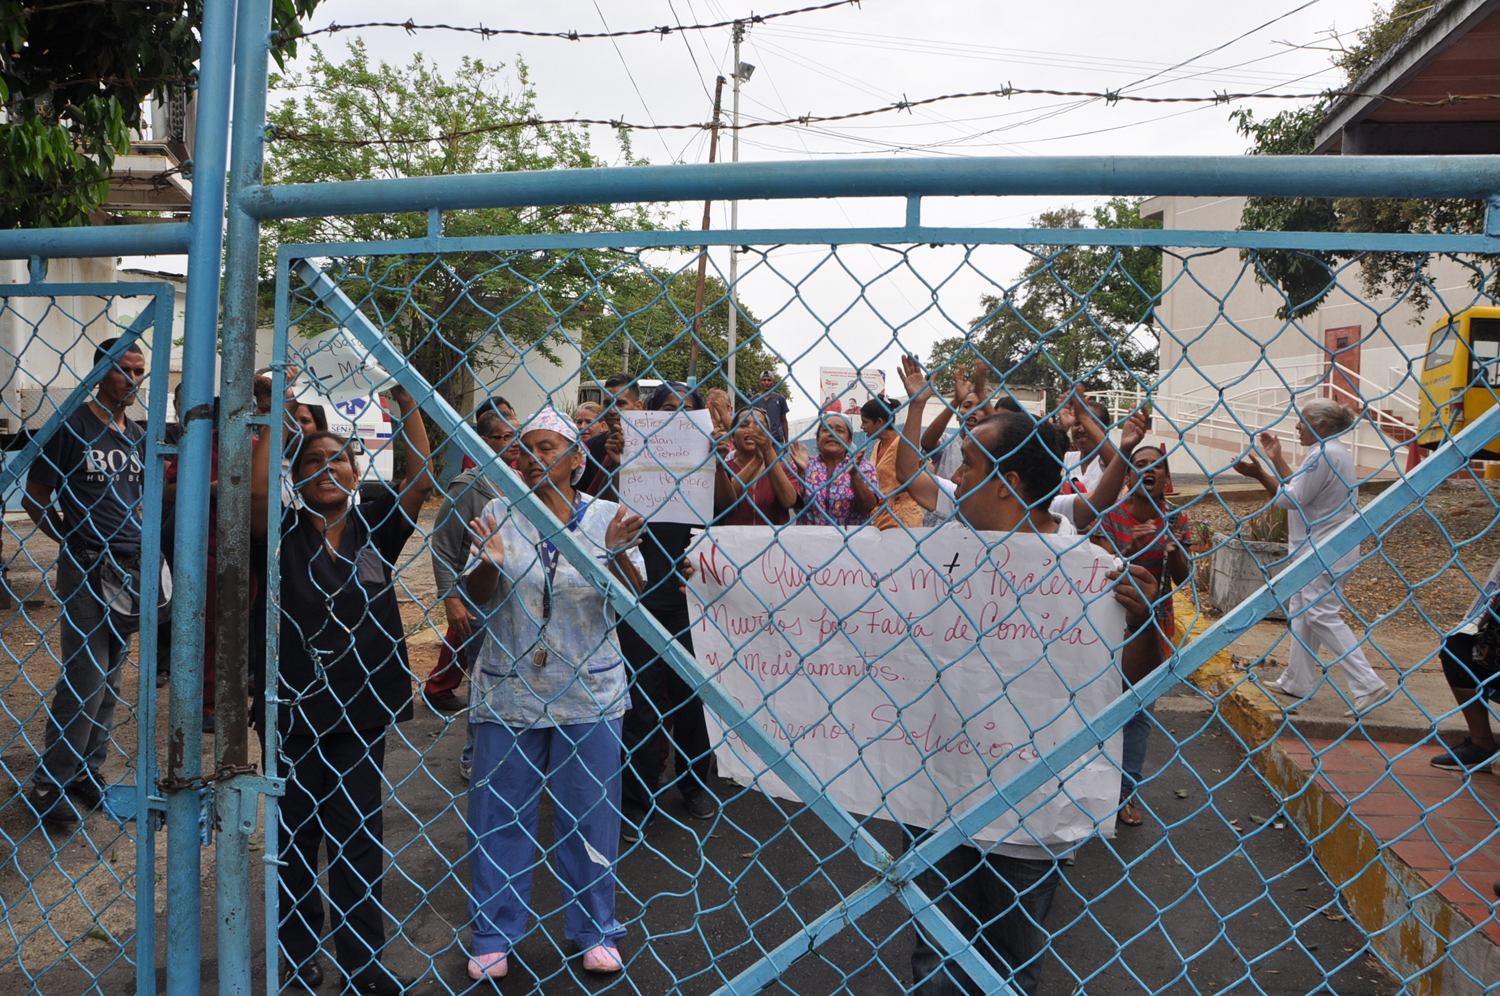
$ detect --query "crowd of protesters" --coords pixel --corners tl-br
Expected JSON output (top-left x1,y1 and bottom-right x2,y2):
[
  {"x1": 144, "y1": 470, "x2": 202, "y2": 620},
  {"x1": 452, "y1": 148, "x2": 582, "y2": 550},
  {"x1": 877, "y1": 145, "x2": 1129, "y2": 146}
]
[{"x1": 16, "y1": 336, "x2": 1417, "y2": 995}]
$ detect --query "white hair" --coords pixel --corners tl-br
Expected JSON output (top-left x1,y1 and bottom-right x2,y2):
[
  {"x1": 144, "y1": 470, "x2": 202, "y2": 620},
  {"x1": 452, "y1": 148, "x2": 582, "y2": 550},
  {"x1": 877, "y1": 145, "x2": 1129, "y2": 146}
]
[{"x1": 1301, "y1": 399, "x2": 1359, "y2": 434}]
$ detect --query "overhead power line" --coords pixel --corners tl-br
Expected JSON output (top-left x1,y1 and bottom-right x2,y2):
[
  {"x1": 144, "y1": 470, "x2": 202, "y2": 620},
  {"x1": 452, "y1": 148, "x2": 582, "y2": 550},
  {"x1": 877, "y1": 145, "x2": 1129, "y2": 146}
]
[
  {"x1": 272, "y1": 0, "x2": 867, "y2": 49},
  {"x1": 268, "y1": 85, "x2": 1500, "y2": 147}
]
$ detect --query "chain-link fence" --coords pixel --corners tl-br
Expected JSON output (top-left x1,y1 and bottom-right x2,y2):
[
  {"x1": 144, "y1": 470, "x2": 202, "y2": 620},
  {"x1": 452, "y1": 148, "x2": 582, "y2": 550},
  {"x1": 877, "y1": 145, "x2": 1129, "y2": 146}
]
[
  {"x1": 0, "y1": 281, "x2": 177, "y2": 996},
  {"x1": 126, "y1": 230, "x2": 1482, "y2": 996}
]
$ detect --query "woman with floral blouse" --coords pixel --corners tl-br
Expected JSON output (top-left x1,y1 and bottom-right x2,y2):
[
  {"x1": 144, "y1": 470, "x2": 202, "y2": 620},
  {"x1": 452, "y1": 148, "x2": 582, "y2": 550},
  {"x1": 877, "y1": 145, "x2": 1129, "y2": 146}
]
[{"x1": 790, "y1": 413, "x2": 880, "y2": 527}]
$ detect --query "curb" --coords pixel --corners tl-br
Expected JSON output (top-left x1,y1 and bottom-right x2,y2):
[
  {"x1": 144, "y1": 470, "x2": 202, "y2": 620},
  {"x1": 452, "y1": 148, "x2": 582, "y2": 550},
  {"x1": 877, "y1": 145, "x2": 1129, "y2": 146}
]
[{"x1": 1178, "y1": 606, "x2": 1500, "y2": 996}]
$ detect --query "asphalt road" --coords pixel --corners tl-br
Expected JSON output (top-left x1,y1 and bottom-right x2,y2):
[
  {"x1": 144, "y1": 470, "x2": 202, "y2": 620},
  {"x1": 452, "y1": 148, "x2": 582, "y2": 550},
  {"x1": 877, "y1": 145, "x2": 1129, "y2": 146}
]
[{"x1": 3, "y1": 691, "x2": 1398, "y2": 996}]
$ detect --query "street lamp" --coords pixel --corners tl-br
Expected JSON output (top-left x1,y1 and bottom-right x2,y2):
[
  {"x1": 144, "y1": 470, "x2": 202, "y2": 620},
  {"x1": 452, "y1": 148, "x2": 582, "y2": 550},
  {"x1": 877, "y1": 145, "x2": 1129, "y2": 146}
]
[{"x1": 727, "y1": 25, "x2": 753, "y2": 398}]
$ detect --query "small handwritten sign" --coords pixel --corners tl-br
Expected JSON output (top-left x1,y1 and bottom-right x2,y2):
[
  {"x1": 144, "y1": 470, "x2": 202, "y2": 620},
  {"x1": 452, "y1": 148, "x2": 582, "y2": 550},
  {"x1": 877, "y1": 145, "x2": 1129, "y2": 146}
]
[
  {"x1": 687, "y1": 526, "x2": 1127, "y2": 846},
  {"x1": 620, "y1": 410, "x2": 715, "y2": 525}
]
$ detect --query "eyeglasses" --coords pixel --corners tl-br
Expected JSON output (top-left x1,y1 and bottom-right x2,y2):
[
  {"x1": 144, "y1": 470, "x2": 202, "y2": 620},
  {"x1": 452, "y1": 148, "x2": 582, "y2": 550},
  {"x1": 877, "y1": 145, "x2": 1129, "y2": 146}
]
[{"x1": 483, "y1": 433, "x2": 516, "y2": 444}]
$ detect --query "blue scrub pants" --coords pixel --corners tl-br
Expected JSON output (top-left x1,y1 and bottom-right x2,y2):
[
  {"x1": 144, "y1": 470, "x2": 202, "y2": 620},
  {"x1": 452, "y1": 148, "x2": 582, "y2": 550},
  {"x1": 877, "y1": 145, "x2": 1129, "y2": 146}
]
[{"x1": 468, "y1": 719, "x2": 626, "y2": 956}]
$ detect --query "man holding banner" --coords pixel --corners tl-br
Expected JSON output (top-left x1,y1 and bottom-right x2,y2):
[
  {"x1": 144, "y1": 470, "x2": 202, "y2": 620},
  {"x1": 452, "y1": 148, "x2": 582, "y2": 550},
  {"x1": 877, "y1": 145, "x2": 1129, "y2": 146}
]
[{"x1": 687, "y1": 357, "x2": 1163, "y2": 996}]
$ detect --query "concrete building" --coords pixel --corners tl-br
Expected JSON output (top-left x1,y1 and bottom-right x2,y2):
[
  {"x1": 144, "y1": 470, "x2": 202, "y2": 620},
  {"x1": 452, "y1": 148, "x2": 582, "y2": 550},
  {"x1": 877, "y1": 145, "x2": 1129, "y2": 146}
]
[{"x1": 1138, "y1": 195, "x2": 1484, "y2": 480}]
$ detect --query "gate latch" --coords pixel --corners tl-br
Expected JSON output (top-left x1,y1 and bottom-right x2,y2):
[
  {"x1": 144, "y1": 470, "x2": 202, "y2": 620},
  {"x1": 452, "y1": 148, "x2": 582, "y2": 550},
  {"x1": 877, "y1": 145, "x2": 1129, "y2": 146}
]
[{"x1": 219, "y1": 773, "x2": 287, "y2": 836}]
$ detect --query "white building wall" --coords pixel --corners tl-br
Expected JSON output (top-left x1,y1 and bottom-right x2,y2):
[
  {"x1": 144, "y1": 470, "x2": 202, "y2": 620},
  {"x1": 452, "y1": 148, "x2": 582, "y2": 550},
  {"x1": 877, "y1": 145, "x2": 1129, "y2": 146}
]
[{"x1": 1141, "y1": 195, "x2": 1487, "y2": 478}]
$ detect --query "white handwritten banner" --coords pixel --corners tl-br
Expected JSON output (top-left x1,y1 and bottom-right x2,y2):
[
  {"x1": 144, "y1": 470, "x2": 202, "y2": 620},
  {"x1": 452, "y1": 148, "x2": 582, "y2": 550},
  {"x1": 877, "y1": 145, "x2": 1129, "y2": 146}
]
[
  {"x1": 620, "y1": 409, "x2": 715, "y2": 525},
  {"x1": 686, "y1": 526, "x2": 1127, "y2": 847}
]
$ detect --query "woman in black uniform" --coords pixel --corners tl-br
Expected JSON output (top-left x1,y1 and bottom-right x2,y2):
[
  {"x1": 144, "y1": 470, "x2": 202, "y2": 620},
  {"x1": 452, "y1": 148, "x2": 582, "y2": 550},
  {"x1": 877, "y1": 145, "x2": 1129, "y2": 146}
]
[
  {"x1": 250, "y1": 383, "x2": 433, "y2": 994},
  {"x1": 616, "y1": 382, "x2": 719, "y2": 840}
]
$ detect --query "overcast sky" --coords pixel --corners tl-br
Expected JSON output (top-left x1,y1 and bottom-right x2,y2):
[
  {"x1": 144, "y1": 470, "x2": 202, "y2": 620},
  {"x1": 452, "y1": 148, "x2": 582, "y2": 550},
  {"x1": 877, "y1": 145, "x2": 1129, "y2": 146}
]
[{"x1": 199, "y1": 1, "x2": 1390, "y2": 412}]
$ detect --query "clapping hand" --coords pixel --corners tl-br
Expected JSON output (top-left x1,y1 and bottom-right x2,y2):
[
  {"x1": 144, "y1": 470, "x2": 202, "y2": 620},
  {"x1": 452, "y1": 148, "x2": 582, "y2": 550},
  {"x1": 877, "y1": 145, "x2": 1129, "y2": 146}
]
[
  {"x1": 1258, "y1": 431, "x2": 1283, "y2": 465},
  {"x1": 1233, "y1": 449, "x2": 1264, "y2": 480}
]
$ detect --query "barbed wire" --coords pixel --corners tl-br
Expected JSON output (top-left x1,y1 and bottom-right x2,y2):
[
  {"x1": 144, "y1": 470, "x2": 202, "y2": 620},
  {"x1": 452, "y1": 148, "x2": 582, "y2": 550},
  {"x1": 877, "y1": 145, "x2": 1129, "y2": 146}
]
[
  {"x1": 267, "y1": 85, "x2": 1500, "y2": 147},
  {"x1": 0, "y1": 164, "x2": 186, "y2": 213},
  {"x1": 272, "y1": 0, "x2": 867, "y2": 49}
]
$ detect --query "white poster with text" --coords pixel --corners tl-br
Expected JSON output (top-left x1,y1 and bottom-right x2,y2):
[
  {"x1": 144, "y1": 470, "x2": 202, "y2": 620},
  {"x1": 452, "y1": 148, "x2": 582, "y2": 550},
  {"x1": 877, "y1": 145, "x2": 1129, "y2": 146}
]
[
  {"x1": 819, "y1": 366, "x2": 886, "y2": 415},
  {"x1": 619, "y1": 409, "x2": 715, "y2": 525},
  {"x1": 687, "y1": 526, "x2": 1126, "y2": 846}
]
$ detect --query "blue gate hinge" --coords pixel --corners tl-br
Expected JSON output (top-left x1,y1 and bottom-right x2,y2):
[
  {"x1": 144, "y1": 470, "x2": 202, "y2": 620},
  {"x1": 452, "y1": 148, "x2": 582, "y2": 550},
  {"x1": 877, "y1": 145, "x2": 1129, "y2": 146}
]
[{"x1": 101, "y1": 783, "x2": 210, "y2": 843}]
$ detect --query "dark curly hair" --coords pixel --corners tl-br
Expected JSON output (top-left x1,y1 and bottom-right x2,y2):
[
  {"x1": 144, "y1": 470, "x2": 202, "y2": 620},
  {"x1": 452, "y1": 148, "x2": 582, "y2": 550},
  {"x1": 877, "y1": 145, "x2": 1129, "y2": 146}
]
[{"x1": 971, "y1": 411, "x2": 1069, "y2": 502}]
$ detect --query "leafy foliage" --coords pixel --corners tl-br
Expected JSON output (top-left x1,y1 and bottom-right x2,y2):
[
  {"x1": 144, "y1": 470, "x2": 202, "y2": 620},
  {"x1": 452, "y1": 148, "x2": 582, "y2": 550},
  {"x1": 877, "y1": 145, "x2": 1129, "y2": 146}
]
[
  {"x1": 267, "y1": 45, "x2": 781, "y2": 463},
  {"x1": 1233, "y1": 1, "x2": 1497, "y2": 318},
  {"x1": 927, "y1": 198, "x2": 1161, "y2": 395},
  {"x1": 1333, "y1": 0, "x2": 1436, "y2": 82},
  {"x1": 0, "y1": 0, "x2": 320, "y2": 229}
]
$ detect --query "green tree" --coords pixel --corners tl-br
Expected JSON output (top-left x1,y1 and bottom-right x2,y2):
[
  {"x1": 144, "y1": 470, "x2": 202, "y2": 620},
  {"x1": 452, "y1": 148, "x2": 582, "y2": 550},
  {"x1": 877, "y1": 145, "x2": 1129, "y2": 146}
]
[
  {"x1": 0, "y1": 0, "x2": 319, "y2": 229},
  {"x1": 1234, "y1": 0, "x2": 1496, "y2": 318},
  {"x1": 265, "y1": 44, "x2": 780, "y2": 456},
  {"x1": 928, "y1": 198, "x2": 1161, "y2": 395}
]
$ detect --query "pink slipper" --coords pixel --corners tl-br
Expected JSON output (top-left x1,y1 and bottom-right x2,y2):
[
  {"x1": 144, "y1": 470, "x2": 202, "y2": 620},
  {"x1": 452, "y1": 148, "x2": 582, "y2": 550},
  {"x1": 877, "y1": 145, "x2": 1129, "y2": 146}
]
[
  {"x1": 467, "y1": 952, "x2": 508, "y2": 979},
  {"x1": 581, "y1": 944, "x2": 623, "y2": 973}
]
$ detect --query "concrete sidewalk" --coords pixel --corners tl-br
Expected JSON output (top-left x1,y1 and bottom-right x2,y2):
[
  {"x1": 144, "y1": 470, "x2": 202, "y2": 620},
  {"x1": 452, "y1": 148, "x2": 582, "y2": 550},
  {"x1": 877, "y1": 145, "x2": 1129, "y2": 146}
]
[{"x1": 1188, "y1": 606, "x2": 1500, "y2": 995}]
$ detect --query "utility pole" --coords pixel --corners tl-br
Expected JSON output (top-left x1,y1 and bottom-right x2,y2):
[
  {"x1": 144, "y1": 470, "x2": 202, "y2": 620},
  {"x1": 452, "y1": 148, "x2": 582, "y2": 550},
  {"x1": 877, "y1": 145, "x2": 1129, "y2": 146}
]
[
  {"x1": 727, "y1": 20, "x2": 746, "y2": 399},
  {"x1": 688, "y1": 75, "x2": 726, "y2": 386}
]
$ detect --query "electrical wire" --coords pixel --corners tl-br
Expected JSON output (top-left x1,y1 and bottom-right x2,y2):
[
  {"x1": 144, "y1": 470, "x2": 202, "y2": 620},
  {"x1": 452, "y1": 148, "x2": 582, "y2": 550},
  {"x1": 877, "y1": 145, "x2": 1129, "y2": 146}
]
[{"x1": 591, "y1": 0, "x2": 677, "y2": 162}]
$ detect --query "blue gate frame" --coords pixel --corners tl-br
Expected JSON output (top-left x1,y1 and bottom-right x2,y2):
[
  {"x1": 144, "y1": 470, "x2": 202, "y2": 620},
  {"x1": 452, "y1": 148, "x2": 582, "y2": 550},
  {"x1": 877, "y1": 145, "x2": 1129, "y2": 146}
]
[
  {"x1": 0, "y1": 0, "x2": 1497, "y2": 992},
  {"x1": 0, "y1": 280, "x2": 174, "y2": 996}
]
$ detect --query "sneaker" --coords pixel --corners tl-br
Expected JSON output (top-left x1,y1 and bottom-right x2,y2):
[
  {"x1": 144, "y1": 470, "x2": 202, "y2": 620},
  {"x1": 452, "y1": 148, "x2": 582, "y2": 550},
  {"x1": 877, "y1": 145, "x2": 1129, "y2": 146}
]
[
  {"x1": 1344, "y1": 683, "x2": 1392, "y2": 717},
  {"x1": 620, "y1": 808, "x2": 652, "y2": 843},
  {"x1": 1430, "y1": 737, "x2": 1500, "y2": 770},
  {"x1": 683, "y1": 791, "x2": 717, "y2": 821},
  {"x1": 459, "y1": 760, "x2": 472, "y2": 783},
  {"x1": 467, "y1": 952, "x2": 507, "y2": 980},
  {"x1": 424, "y1": 692, "x2": 465, "y2": 713},
  {"x1": 66, "y1": 776, "x2": 104, "y2": 813},
  {"x1": 278, "y1": 957, "x2": 324, "y2": 992},
  {"x1": 27, "y1": 782, "x2": 78, "y2": 828},
  {"x1": 581, "y1": 944, "x2": 623, "y2": 974}
]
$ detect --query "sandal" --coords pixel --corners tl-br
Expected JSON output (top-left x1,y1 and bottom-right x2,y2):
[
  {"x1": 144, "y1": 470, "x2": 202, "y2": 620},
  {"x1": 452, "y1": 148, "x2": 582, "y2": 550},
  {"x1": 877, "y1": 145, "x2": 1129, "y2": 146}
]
[{"x1": 1119, "y1": 798, "x2": 1145, "y2": 827}]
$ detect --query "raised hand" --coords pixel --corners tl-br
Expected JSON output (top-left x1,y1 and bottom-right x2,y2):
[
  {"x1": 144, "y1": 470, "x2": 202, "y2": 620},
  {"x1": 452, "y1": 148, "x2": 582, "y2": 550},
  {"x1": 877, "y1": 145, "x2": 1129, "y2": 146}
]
[
  {"x1": 707, "y1": 388, "x2": 733, "y2": 435},
  {"x1": 788, "y1": 440, "x2": 810, "y2": 475},
  {"x1": 900, "y1": 353, "x2": 934, "y2": 405},
  {"x1": 952, "y1": 362, "x2": 972, "y2": 404},
  {"x1": 468, "y1": 511, "x2": 506, "y2": 570},
  {"x1": 1120, "y1": 410, "x2": 1147, "y2": 456},
  {"x1": 605, "y1": 504, "x2": 646, "y2": 555}
]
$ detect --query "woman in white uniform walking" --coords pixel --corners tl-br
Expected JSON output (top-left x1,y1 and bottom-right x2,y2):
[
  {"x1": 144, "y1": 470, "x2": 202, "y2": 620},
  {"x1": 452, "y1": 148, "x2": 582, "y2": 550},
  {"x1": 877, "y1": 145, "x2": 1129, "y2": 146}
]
[{"x1": 1234, "y1": 399, "x2": 1390, "y2": 714}]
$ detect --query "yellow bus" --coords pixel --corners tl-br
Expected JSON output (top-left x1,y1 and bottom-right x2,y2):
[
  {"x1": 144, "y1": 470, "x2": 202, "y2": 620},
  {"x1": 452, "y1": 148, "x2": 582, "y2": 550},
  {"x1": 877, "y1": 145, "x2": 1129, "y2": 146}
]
[{"x1": 1416, "y1": 306, "x2": 1500, "y2": 458}]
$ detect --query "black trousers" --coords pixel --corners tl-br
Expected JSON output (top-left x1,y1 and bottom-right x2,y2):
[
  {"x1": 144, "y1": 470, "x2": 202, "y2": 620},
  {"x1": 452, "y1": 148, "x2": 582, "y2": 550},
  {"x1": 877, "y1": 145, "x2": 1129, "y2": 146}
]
[
  {"x1": 619, "y1": 606, "x2": 712, "y2": 816},
  {"x1": 904, "y1": 828, "x2": 1060, "y2": 996},
  {"x1": 278, "y1": 729, "x2": 388, "y2": 975}
]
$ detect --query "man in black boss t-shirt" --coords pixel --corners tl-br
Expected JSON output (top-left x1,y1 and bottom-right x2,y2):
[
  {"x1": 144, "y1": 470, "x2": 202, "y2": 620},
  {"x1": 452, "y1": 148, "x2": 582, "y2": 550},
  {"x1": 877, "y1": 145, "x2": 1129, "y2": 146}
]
[
  {"x1": 752, "y1": 369, "x2": 791, "y2": 444},
  {"x1": 22, "y1": 338, "x2": 148, "y2": 828}
]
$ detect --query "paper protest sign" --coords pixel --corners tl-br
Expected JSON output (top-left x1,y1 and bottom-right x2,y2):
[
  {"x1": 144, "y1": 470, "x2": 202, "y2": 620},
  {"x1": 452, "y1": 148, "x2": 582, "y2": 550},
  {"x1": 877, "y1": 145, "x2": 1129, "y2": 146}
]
[
  {"x1": 686, "y1": 526, "x2": 1126, "y2": 846},
  {"x1": 290, "y1": 326, "x2": 393, "y2": 407},
  {"x1": 619, "y1": 410, "x2": 715, "y2": 524}
]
